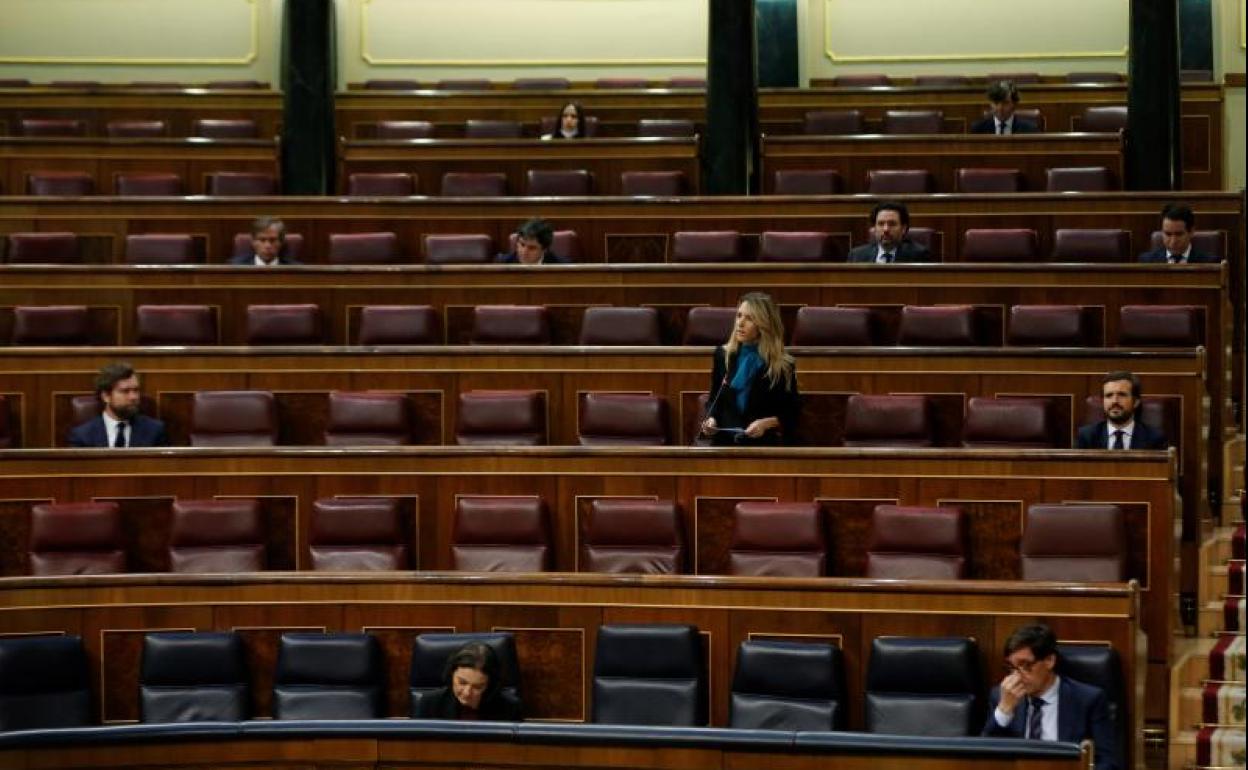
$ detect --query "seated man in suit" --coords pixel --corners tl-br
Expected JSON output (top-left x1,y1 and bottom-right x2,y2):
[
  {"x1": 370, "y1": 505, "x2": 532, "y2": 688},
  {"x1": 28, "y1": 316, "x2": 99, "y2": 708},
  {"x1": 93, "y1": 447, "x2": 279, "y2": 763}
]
[
  {"x1": 495, "y1": 218, "x2": 568, "y2": 265},
  {"x1": 970, "y1": 80, "x2": 1039, "y2": 135},
  {"x1": 1075, "y1": 370, "x2": 1168, "y2": 449},
  {"x1": 230, "y1": 215, "x2": 300, "y2": 265},
  {"x1": 983, "y1": 623, "x2": 1119, "y2": 770},
  {"x1": 68, "y1": 362, "x2": 169, "y2": 448},
  {"x1": 847, "y1": 201, "x2": 932, "y2": 264},
  {"x1": 1137, "y1": 203, "x2": 1220, "y2": 264}
]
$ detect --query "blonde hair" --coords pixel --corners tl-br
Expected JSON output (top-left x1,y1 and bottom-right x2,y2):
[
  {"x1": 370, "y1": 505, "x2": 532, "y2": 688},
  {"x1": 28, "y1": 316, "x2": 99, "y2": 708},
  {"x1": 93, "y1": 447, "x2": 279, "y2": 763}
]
[{"x1": 722, "y1": 292, "x2": 794, "y2": 387}]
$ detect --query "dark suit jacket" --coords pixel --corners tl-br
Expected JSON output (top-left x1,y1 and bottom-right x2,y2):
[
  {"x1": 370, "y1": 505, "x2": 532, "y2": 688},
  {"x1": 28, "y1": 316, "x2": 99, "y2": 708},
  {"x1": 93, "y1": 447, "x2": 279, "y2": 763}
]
[
  {"x1": 970, "y1": 116, "x2": 1040, "y2": 134},
  {"x1": 846, "y1": 240, "x2": 933, "y2": 264},
  {"x1": 67, "y1": 414, "x2": 169, "y2": 448},
  {"x1": 228, "y1": 253, "x2": 301, "y2": 265},
  {"x1": 1074, "y1": 420, "x2": 1168, "y2": 450},
  {"x1": 1136, "y1": 246, "x2": 1219, "y2": 264},
  {"x1": 707, "y1": 346, "x2": 801, "y2": 446},
  {"x1": 413, "y1": 686, "x2": 523, "y2": 721},
  {"x1": 983, "y1": 676, "x2": 1119, "y2": 770},
  {"x1": 495, "y1": 251, "x2": 569, "y2": 265}
]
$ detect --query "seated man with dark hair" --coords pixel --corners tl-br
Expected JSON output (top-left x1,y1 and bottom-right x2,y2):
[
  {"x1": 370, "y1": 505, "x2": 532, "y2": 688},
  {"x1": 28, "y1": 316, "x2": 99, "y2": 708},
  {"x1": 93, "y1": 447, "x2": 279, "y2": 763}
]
[
  {"x1": 1075, "y1": 370, "x2": 1168, "y2": 449},
  {"x1": 983, "y1": 623, "x2": 1119, "y2": 770},
  {"x1": 496, "y1": 218, "x2": 568, "y2": 265},
  {"x1": 1138, "y1": 203, "x2": 1220, "y2": 264},
  {"x1": 68, "y1": 362, "x2": 169, "y2": 448},
  {"x1": 230, "y1": 215, "x2": 300, "y2": 265},
  {"x1": 970, "y1": 80, "x2": 1039, "y2": 135},
  {"x1": 846, "y1": 201, "x2": 932, "y2": 264}
]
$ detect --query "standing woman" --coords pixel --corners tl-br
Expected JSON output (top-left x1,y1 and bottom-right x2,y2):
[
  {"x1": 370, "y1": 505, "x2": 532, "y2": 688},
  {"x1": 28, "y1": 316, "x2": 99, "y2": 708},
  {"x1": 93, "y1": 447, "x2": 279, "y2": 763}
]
[
  {"x1": 700, "y1": 292, "x2": 800, "y2": 446},
  {"x1": 544, "y1": 101, "x2": 587, "y2": 139}
]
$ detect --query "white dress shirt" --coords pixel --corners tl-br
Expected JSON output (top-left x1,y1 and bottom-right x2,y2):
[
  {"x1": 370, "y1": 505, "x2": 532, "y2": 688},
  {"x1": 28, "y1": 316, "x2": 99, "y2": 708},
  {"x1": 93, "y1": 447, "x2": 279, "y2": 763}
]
[
  {"x1": 1107, "y1": 420, "x2": 1135, "y2": 449},
  {"x1": 995, "y1": 116, "x2": 1016, "y2": 135},
  {"x1": 1168, "y1": 245, "x2": 1193, "y2": 263},
  {"x1": 102, "y1": 412, "x2": 128, "y2": 447},
  {"x1": 995, "y1": 675, "x2": 1061, "y2": 740},
  {"x1": 875, "y1": 245, "x2": 897, "y2": 264}
]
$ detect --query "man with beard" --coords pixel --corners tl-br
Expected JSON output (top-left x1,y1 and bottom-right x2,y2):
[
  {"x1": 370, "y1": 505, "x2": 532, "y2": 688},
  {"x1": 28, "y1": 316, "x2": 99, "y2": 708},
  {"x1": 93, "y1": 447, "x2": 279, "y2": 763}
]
[
  {"x1": 68, "y1": 362, "x2": 169, "y2": 448},
  {"x1": 1075, "y1": 371, "x2": 1167, "y2": 449},
  {"x1": 846, "y1": 201, "x2": 933, "y2": 264}
]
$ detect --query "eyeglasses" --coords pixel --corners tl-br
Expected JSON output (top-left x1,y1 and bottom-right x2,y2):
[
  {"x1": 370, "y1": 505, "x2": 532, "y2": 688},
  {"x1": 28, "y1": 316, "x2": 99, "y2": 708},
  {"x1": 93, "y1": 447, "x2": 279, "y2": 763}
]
[{"x1": 1003, "y1": 658, "x2": 1039, "y2": 675}]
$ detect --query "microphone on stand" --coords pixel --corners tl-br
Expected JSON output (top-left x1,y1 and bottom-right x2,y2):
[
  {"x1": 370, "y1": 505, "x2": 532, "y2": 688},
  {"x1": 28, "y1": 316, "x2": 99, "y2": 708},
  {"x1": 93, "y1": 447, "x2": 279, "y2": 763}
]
[{"x1": 692, "y1": 373, "x2": 731, "y2": 446}]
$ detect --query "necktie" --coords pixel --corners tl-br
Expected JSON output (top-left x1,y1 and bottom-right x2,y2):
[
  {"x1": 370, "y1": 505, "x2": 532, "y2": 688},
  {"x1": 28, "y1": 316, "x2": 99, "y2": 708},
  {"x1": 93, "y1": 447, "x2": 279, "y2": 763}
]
[
  {"x1": 1027, "y1": 697, "x2": 1044, "y2": 740},
  {"x1": 879, "y1": 251, "x2": 894, "y2": 264},
  {"x1": 1111, "y1": 429, "x2": 1125, "y2": 449},
  {"x1": 1168, "y1": 253, "x2": 1182, "y2": 264},
  {"x1": 114, "y1": 422, "x2": 128, "y2": 448},
  {"x1": 997, "y1": 121, "x2": 1005, "y2": 135}
]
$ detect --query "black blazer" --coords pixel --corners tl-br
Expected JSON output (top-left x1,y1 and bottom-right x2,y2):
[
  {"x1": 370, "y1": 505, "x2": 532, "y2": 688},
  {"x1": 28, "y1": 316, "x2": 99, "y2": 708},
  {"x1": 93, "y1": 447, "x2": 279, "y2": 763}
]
[
  {"x1": 969, "y1": 115, "x2": 1040, "y2": 134},
  {"x1": 228, "y1": 253, "x2": 301, "y2": 265},
  {"x1": 413, "y1": 686, "x2": 523, "y2": 721},
  {"x1": 67, "y1": 414, "x2": 169, "y2": 448},
  {"x1": 846, "y1": 240, "x2": 933, "y2": 264},
  {"x1": 495, "y1": 251, "x2": 569, "y2": 265},
  {"x1": 1074, "y1": 420, "x2": 1168, "y2": 450},
  {"x1": 1136, "y1": 246, "x2": 1219, "y2": 264},
  {"x1": 707, "y1": 345, "x2": 800, "y2": 445},
  {"x1": 983, "y1": 676, "x2": 1120, "y2": 770}
]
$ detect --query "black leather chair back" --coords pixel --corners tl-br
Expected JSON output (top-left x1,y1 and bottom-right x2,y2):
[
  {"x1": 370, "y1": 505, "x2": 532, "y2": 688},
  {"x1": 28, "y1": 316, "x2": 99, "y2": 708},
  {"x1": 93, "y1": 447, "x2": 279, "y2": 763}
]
[
  {"x1": 273, "y1": 633, "x2": 384, "y2": 719},
  {"x1": 864, "y1": 636, "x2": 983, "y2": 736},
  {"x1": 1057, "y1": 644, "x2": 1125, "y2": 762},
  {"x1": 729, "y1": 639, "x2": 845, "y2": 730},
  {"x1": 141, "y1": 632, "x2": 249, "y2": 722},
  {"x1": 0, "y1": 635, "x2": 91, "y2": 730},
  {"x1": 409, "y1": 632, "x2": 521, "y2": 717},
  {"x1": 591, "y1": 624, "x2": 705, "y2": 726}
]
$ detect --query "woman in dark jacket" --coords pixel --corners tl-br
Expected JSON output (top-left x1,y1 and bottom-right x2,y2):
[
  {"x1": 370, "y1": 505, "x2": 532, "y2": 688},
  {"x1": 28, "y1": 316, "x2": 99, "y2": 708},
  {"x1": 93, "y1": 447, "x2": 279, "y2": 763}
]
[
  {"x1": 700, "y1": 292, "x2": 800, "y2": 446},
  {"x1": 543, "y1": 101, "x2": 587, "y2": 139},
  {"x1": 414, "y1": 643, "x2": 523, "y2": 721}
]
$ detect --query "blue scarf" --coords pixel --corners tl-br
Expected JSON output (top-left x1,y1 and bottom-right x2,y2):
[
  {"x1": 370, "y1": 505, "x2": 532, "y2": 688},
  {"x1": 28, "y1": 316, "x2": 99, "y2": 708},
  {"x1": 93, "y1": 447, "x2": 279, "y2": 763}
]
[{"x1": 730, "y1": 344, "x2": 764, "y2": 411}]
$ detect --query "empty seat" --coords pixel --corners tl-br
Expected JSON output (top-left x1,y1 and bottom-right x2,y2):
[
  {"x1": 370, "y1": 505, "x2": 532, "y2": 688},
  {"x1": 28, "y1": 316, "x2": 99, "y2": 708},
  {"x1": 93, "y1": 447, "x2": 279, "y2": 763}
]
[
  {"x1": 1118, "y1": 305, "x2": 1202, "y2": 346},
  {"x1": 5, "y1": 232, "x2": 80, "y2": 264},
  {"x1": 592, "y1": 624, "x2": 706, "y2": 725},
  {"x1": 791, "y1": 306, "x2": 874, "y2": 345},
  {"x1": 913, "y1": 75, "x2": 969, "y2": 87},
  {"x1": 136, "y1": 305, "x2": 217, "y2": 345},
  {"x1": 759, "y1": 231, "x2": 838, "y2": 262},
  {"x1": 1080, "y1": 105, "x2": 1129, "y2": 132},
  {"x1": 1052, "y1": 228, "x2": 1130, "y2": 261},
  {"x1": 882, "y1": 110, "x2": 944, "y2": 134},
  {"x1": 1056, "y1": 644, "x2": 1127, "y2": 763},
  {"x1": 168, "y1": 499, "x2": 266, "y2": 572},
  {"x1": 772, "y1": 169, "x2": 844, "y2": 195},
  {"x1": 962, "y1": 396, "x2": 1056, "y2": 448},
  {"x1": 580, "y1": 499, "x2": 685, "y2": 574},
  {"x1": 729, "y1": 640, "x2": 846, "y2": 730},
  {"x1": 512, "y1": 77, "x2": 569, "y2": 90},
  {"x1": 1012, "y1": 108, "x2": 1047, "y2": 132},
  {"x1": 190, "y1": 391, "x2": 278, "y2": 447},
  {"x1": 357, "y1": 305, "x2": 441, "y2": 345},
  {"x1": 346, "y1": 172, "x2": 416, "y2": 196},
  {"x1": 206, "y1": 172, "x2": 278, "y2": 195},
  {"x1": 986, "y1": 71, "x2": 1041, "y2": 84},
  {"x1": 11, "y1": 305, "x2": 90, "y2": 344},
  {"x1": 310, "y1": 497, "x2": 408, "y2": 571},
  {"x1": 619, "y1": 170, "x2": 687, "y2": 196},
  {"x1": 19, "y1": 118, "x2": 86, "y2": 137},
  {"x1": 116, "y1": 172, "x2": 184, "y2": 196},
  {"x1": 105, "y1": 119, "x2": 167, "y2": 137},
  {"x1": 452, "y1": 496, "x2": 551, "y2": 572},
  {"x1": 866, "y1": 505, "x2": 966, "y2": 579},
  {"x1": 671, "y1": 231, "x2": 744, "y2": 263},
  {"x1": 803, "y1": 110, "x2": 863, "y2": 134},
  {"x1": 667, "y1": 76, "x2": 706, "y2": 88},
  {"x1": 206, "y1": 80, "x2": 268, "y2": 89},
  {"x1": 27, "y1": 171, "x2": 94, "y2": 196},
  {"x1": 682, "y1": 306, "x2": 736, "y2": 345},
  {"x1": 464, "y1": 119, "x2": 522, "y2": 138},
  {"x1": 843, "y1": 395, "x2": 933, "y2": 447},
  {"x1": 455, "y1": 390, "x2": 547, "y2": 446},
  {"x1": 1021, "y1": 504, "x2": 1126, "y2": 581},
  {"x1": 526, "y1": 168, "x2": 593, "y2": 196},
  {"x1": 864, "y1": 637, "x2": 983, "y2": 736},
  {"x1": 28, "y1": 502, "x2": 125, "y2": 575},
  {"x1": 323, "y1": 391, "x2": 412, "y2": 446},
  {"x1": 0, "y1": 79, "x2": 30, "y2": 87},
  {"x1": 375, "y1": 120, "x2": 434, "y2": 139},
  {"x1": 955, "y1": 168, "x2": 1023, "y2": 193},
  {"x1": 470, "y1": 305, "x2": 551, "y2": 345},
  {"x1": 49, "y1": 81, "x2": 100, "y2": 88},
  {"x1": 362, "y1": 79, "x2": 419, "y2": 89},
  {"x1": 440, "y1": 172, "x2": 507, "y2": 197},
  {"x1": 140, "y1": 632, "x2": 250, "y2": 722},
  {"x1": 867, "y1": 169, "x2": 935, "y2": 194},
  {"x1": 578, "y1": 392, "x2": 668, "y2": 446},
  {"x1": 409, "y1": 632, "x2": 521, "y2": 718},
  {"x1": 0, "y1": 396, "x2": 10, "y2": 449},
  {"x1": 191, "y1": 118, "x2": 258, "y2": 138},
  {"x1": 579, "y1": 306, "x2": 662, "y2": 345},
  {"x1": 897, "y1": 305, "x2": 977, "y2": 346},
  {"x1": 1007, "y1": 305, "x2": 1091, "y2": 346},
  {"x1": 962, "y1": 228, "x2": 1040, "y2": 262},
  {"x1": 637, "y1": 119, "x2": 696, "y2": 137},
  {"x1": 245, "y1": 303, "x2": 322, "y2": 345},
  {"x1": 328, "y1": 231, "x2": 400, "y2": 265},
  {"x1": 1068, "y1": 71, "x2": 1123, "y2": 83},
  {"x1": 424, "y1": 234, "x2": 493, "y2": 265},
  {"x1": 595, "y1": 77, "x2": 648, "y2": 88},
  {"x1": 435, "y1": 79, "x2": 491, "y2": 90},
  {"x1": 729, "y1": 502, "x2": 825, "y2": 577},
  {"x1": 1046, "y1": 166, "x2": 1115, "y2": 192},
  {"x1": 833, "y1": 74, "x2": 890, "y2": 87},
  {"x1": 273, "y1": 633, "x2": 385, "y2": 719},
  {"x1": 0, "y1": 635, "x2": 91, "y2": 731},
  {"x1": 125, "y1": 234, "x2": 198, "y2": 264}
]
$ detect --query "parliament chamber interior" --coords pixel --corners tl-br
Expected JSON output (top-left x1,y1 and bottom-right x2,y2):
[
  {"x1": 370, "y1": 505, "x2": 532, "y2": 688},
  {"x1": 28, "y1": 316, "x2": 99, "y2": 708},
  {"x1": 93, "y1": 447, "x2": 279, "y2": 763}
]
[{"x1": 0, "y1": 1, "x2": 1244, "y2": 769}]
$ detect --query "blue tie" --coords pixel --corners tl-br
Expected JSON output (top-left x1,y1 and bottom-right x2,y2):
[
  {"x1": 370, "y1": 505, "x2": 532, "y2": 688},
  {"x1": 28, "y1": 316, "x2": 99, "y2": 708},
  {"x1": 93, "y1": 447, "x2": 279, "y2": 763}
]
[
  {"x1": 1027, "y1": 697, "x2": 1044, "y2": 740},
  {"x1": 114, "y1": 422, "x2": 127, "y2": 448}
]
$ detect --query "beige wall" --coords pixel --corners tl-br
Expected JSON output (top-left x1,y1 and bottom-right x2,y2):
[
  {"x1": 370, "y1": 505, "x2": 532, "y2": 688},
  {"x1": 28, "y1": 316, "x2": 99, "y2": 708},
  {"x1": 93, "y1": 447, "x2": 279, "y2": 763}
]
[{"x1": 1215, "y1": 0, "x2": 1246, "y2": 190}]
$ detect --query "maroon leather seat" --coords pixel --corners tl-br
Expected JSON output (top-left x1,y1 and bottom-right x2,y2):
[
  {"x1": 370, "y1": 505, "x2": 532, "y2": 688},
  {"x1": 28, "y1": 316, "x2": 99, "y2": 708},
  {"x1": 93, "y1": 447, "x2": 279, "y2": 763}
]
[
  {"x1": 1021, "y1": 504, "x2": 1125, "y2": 581},
  {"x1": 905, "y1": 227, "x2": 942, "y2": 259},
  {"x1": 245, "y1": 304, "x2": 322, "y2": 345},
  {"x1": 803, "y1": 110, "x2": 863, "y2": 134},
  {"x1": 1081, "y1": 394, "x2": 1179, "y2": 451},
  {"x1": 105, "y1": 119, "x2": 167, "y2": 137},
  {"x1": 961, "y1": 396, "x2": 1056, "y2": 448},
  {"x1": 772, "y1": 169, "x2": 844, "y2": 195},
  {"x1": 538, "y1": 115, "x2": 600, "y2": 137},
  {"x1": 682, "y1": 306, "x2": 736, "y2": 346},
  {"x1": 1067, "y1": 72, "x2": 1123, "y2": 83},
  {"x1": 323, "y1": 391, "x2": 412, "y2": 446},
  {"x1": 1117, "y1": 305, "x2": 1203, "y2": 346},
  {"x1": 27, "y1": 172, "x2": 94, "y2": 196},
  {"x1": 464, "y1": 119, "x2": 522, "y2": 139},
  {"x1": 451, "y1": 496, "x2": 551, "y2": 572},
  {"x1": 832, "y1": 74, "x2": 889, "y2": 87},
  {"x1": 205, "y1": 80, "x2": 268, "y2": 89},
  {"x1": 206, "y1": 172, "x2": 278, "y2": 195},
  {"x1": 362, "y1": 79, "x2": 420, "y2": 90},
  {"x1": 579, "y1": 307, "x2": 663, "y2": 346},
  {"x1": 440, "y1": 172, "x2": 507, "y2": 197},
  {"x1": 328, "y1": 232, "x2": 400, "y2": 265},
  {"x1": 671, "y1": 231, "x2": 744, "y2": 263},
  {"x1": 0, "y1": 395, "x2": 11, "y2": 449},
  {"x1": 11, "y1": 306, "x2": 90, "y2": 344},
  {"x1": 759, "y1": 232, "x2": 839, "y2": 262},
  {"x1": 619, "y1": 171, "x2": 687, "y2": 196},
  {"x1": 962, "y1": 228, "x2": 1039, "y2": 262},
  {"x1": 986, "y1": 72, "x2": 1041, "y2": 84},
  {"x1": 1045, "y1": 166, "x2": 1115, "y2": 192},
  {"x1": 28, "y1": 502, "x2": 125, "y2": 576},
  {"x1": 866, "y1": 505, "x2": 966, "y2": 579},
  {"x1": 580, "y1": 500, "x2": 685, "y2": 574},
  {"x1": 310, "y1": 497, "x2": 409, "y2": 571},
  {"x1": 356, "y1": 305, "x2": 441, "y2": 345},
  {"x1": 346, "y1": 173, "x2": 416, "y2": 196},
  {"x1": 1080, "y1": 106, "x2": 1129, "y2": 132},
  {"x1": 843, "y1": 395, "x2": 933, "y2": 447},
  {"x1": 866, "y1": 169, "x2": 935, "y2": 194},
  {"x1": 728, "y1": 502, "x2": 825, "y2": 578},
  {"x1": 506, "y1": 230, "x2": 582, "y2": 262},
  {"x1": 955, "y1": 168, "x2": 1023, "y2": 193},
  {"x1": 20, "y1": 118, "x2": 86, "y2": 137},
  {"x1": 882, "y1": 110, "x2": 944, "y2": 134},
  {"x1": 0, "y1": 79, "x2": 30, "y2": 87},
  {"x1": 512, "y1": 77, "x2": 569, "y2": 89},
  {"x1": 5, "y1": 232, "x2": 80, "y2": 264},
  {"x1": 637, "y1": 119, "x2": 696, "y2": 137},
  {"x1": 1052, "y1": 229, "x2": 1130, "y2": 261},
  {"x1": 596, "y1": 77, "x2": 648, "y2": 89},
  {"x1": 435, "y1": 79, "x2": 492, "y2": 90},
  {"x1": 135, "y1": 305, "x2": 218, "y2": 345},
  {"x1": 191, "y1": 118, "x2": 258, "y2": 138},
  {"x1": 455, "y1": 390, "x2": 547, "y2": 446},
  {"x1": 125, "y1": 234, "x2": 198, "y2": 264},
  {"x1": 791, "y1": 306, "x2": 874, "y2": 346},
  {"x1": 1007, "y1": 305, "x2": 1092, "y2": 346},
  {"x1": 231, "y1": 232, "x2": 304, "y2": 262},
  {"x1": 667, "y1": 77, "x2": 706, "y2": 88},
  {"x1": 897, "y1": 305, "x2": 977, "y2": 346},
  {"x1": 578, "y1": 392, "x2": 668, "y2": 446},
  {"x1": 526, "y1": 169, "x2": 593, "y2": 196},
  {"x1": 470, "y1": 305, "x2": 551, "y2": 345},
  {"x1": 115, "y1": 173, "x2": 184, "y2": 196},
  {"x1": 1148, "y1": 229, "x2": 1224, "y2": 258},
  {"x1": 168, "y1": 499, "x2": 266, "y2": 573},
  {"x1": 375, "y1": 120, "x2": 434, "y2": 139},
  {"x1": 190, "y1": 391, "x2": 278, "y2": 447},
  {"x1": 913, "y1": 75, "x2": 969, "y2": 87},
  {"x1": 1011, "y1": 109, "x2": 1047, "y2": 131},
  {"x1": 424, "y1": 234, "x2": 493, "y2": 265},
  {"x1": 50, "y1": 81, "x2": 101, "y2": 88}
]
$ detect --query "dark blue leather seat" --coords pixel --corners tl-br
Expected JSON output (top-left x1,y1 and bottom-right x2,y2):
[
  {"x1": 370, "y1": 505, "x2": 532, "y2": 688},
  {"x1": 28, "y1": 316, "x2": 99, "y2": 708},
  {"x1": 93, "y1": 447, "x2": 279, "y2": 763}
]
[
  {"x1": 141, "y1": 632, "x2": 250, "y2": 723},
  {"x1": 0, "y1": 635, "x2": 91, "y2": 731},
  {"x1": 729, "y1": 640, "x2": 845, "y2": 730},
  {"x1": 1057, "y1": 644, "x2": 1125, "y2": 764},
  {"x1": 864, "y1": 636, "x2": 983, "y2": 736},
  {"x1": 591, "y1": 624, "x2": 705, "y2": 726},
  {"x1": 273, "y1": 633, "x2": 385, "y2": 720}
]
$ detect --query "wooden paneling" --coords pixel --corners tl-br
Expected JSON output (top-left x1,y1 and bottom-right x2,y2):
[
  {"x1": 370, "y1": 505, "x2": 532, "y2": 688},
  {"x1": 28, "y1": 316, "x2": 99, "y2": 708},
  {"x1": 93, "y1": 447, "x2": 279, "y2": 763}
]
[{"x1": 0, "y1": 88, "x2": 281, "y2": 138}]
